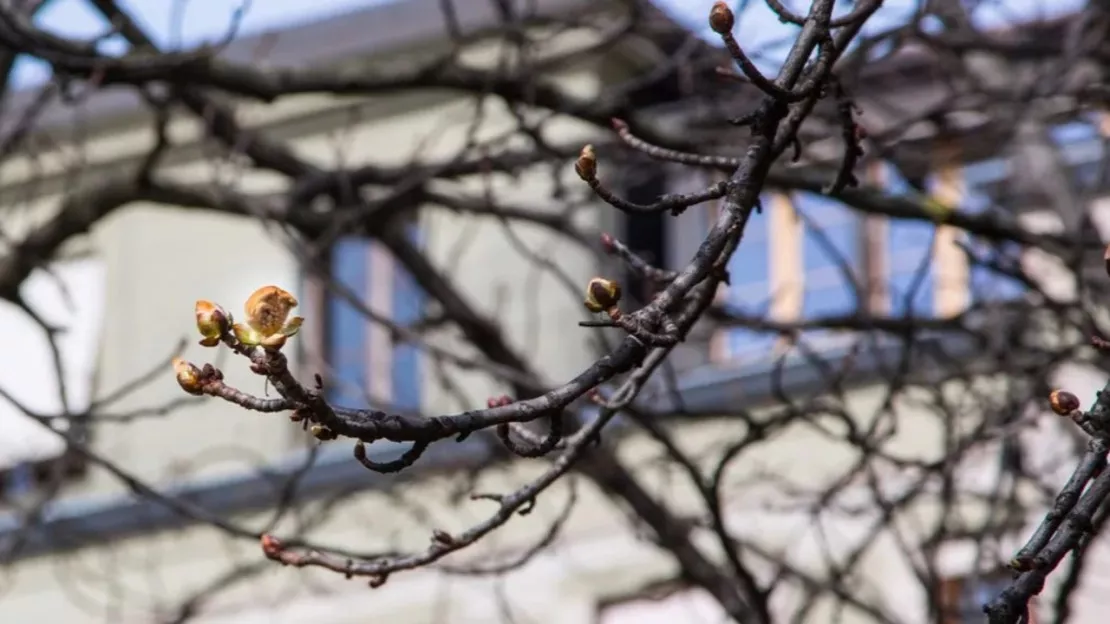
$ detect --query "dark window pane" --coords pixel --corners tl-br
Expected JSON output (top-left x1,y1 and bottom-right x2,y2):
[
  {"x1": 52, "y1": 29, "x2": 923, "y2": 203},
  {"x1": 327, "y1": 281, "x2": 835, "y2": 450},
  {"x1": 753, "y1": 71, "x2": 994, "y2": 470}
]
[
  {"x1": 884, "y1": 165, "x2": 936, "y2": 316},
  {"x1": 391, "y1": 225, "x2": 423, "y2": 411},
  {"x1": 622, "y1": 167, "x2": 669, "y2": 302},
  {"x1": 965, "y1": 159, "x2": 1027, "y2": 303},
  {"x1": 797, "y1": 192, "x2": 860, "y2": 318}
]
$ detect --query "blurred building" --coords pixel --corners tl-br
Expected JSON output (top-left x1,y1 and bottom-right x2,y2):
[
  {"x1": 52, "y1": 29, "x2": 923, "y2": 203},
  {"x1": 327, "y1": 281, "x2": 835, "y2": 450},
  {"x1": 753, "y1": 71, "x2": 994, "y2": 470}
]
[{"x1": 0, "y1": 1, "x2": 1105, "y2": 623}]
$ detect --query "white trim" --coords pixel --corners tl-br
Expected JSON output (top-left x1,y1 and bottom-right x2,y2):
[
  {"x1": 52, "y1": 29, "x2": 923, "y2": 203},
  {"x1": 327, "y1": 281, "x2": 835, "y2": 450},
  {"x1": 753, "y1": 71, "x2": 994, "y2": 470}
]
[
  {"x1": 367, "y1": 242, "x2": 394, "y2": 403},
  {"x1": 929, "y1": 152, "x2": 971, "y2": 317},
  {"x1": 770, "y1": 192, "x2": 803, "y2": 322}
]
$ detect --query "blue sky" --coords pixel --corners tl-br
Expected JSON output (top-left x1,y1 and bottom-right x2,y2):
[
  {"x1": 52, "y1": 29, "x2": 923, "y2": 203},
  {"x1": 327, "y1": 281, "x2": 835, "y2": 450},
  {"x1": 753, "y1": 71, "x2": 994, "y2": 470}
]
[{"x1": 10, "y1": 0, "x2": 1085, "y2": 89}]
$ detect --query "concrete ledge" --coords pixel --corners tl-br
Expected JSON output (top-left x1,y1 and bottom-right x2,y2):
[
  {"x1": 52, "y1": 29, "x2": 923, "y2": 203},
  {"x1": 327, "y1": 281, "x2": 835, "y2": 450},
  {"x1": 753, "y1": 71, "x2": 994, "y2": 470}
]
[{"x1": 0, "y1": 437, "x2": 495, "y2": 560}]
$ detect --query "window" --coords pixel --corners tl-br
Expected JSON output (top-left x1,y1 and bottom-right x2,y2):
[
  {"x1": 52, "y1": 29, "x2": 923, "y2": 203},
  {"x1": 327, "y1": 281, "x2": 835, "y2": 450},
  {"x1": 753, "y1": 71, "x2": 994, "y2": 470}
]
[
  {"x1": 884, "y1": 163, "x2": 938, "y2": 317},
  {"x1": 721, "y1": 193, "x2": 775, "y2": 362},
  {"x1": 621, "y1": 167, "x2": 670, "y2": 305},
  {"x1": 685, "y1": 122, "x2": 1106, "y2": 365},
  {"x1": 796, "y1": 191, "x2": 861, "y2": 320},
  {"x1": 706, "y1": 148, "x2": 1038, "y2": 365},
  {"x1": 936, "y1": 569, "x2": 1015, "y2": 624},
  {"x1": 323, "y1": 227, "x2": 423, "y2": 412},
  {"x1": 961, "y1": 158, "x2": 1027, "y2": 304},
  {"x1": 0, "y1": 258, "x2": 102, "y2": 502},
  {"x1": 955, "y1": 118, "x2": 1109, "y2": 304},
  {"x1": 881, "y1": 155, "x2": 1028, "y2": 318}
]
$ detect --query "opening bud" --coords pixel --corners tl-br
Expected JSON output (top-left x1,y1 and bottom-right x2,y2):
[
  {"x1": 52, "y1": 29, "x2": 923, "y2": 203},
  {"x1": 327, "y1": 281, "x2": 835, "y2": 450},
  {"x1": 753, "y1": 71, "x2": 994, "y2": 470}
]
[
  {"x1": 245, "y1": 286, "x2": 299, "y2": 337},
  {"x1": 1049, "y1": 389, "x2": 1080, "y2": 416},
  {"x1": 195, "y1": 300, "x2": 230, "y2": 347},
  {"x1": 172, "y1": 358, "x2": 204, "y2": 395}
]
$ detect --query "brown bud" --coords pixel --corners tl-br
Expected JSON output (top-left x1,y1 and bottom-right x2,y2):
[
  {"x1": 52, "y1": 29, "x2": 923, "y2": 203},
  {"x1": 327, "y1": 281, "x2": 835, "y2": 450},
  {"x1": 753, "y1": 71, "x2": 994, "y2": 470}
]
[
  {"x1": 584, "y1": 277, "x2": 621, "y2": 313},
  {"x1": 575, "y1": 144, "x2": 597, "y2": 181},
  {"x1": 432, "y1": 529, "x2": 456, "y2": 546},
  {"x1": 487, "y1": 395, "x2": 512, "y2": 408},
  {"x1": 195, "y1": 300, "x2": 230, "y2": 347},
  {"x1": 1049, "y1": 389, "x2": 1081, "y2": 416},
  {"x1": 600, "y1": 232, "x2": 615, "y2": 252},
  {"x1": 709, "y1": 1, "x2": 734, "y2": 35},
  {"x1": 260, "y1": 534, "x2": 283, "y2": 559},
  {"x1": 172, "y1": 357, "x2": 204, "y2": 395}
]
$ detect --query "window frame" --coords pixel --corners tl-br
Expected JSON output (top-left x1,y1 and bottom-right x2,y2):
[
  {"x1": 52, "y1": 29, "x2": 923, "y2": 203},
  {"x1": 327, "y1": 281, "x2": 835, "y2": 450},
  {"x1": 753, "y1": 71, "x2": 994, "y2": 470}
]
[
  {"x1": 649, "y1": 124, "x2": 1105, "y2": 369},
  {"x1": 302, "y1": 226, "x2": 425, "y2": 415}
]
